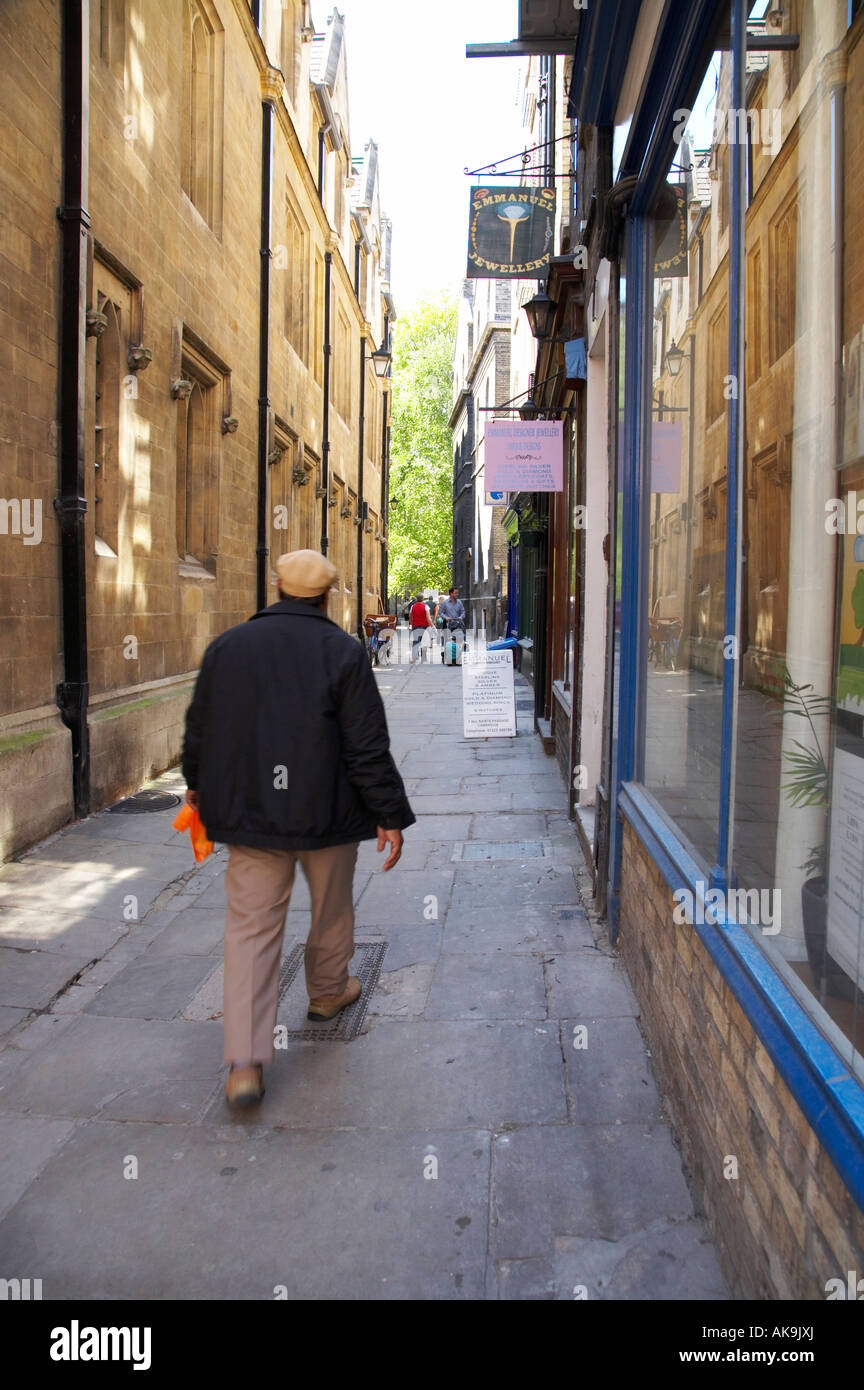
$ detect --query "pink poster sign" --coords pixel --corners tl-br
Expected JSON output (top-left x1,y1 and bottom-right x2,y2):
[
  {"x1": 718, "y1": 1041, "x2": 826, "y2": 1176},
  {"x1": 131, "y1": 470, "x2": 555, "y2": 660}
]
[
  {"x1": 651, "y1": 421, "x2": 683, "y2": 494},
  {"x1": 485, "y1": 420, "x2": 564, "y2": 493}
]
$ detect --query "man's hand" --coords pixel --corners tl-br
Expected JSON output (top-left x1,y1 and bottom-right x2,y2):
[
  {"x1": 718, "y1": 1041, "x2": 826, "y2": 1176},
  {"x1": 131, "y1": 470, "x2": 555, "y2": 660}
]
[
  {"x1": 186, "y1": 789, "x2": 199, "y2": 810},
  {"x1": 376, "y1": 827, "x2": 403, "y2": 871}
]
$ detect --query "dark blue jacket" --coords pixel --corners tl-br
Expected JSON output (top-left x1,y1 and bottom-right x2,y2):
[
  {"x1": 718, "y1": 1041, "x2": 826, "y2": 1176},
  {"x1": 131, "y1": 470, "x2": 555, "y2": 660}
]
[{"x1": 181, "y1": 600, "x2": 415, "y2": 851}]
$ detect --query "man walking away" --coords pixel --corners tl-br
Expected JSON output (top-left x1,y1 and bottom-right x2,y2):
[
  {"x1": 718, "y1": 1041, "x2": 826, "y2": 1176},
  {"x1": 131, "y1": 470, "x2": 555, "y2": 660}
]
[
  {"x1": 409, "y1": 594, "x2": 432, "y2": 664},
  {"x1": 437, "y1": 586, "x2": 467, "y2": 654},
  {"x1": 182, "y1": 550, "x2": 416, "y2": 1107}
]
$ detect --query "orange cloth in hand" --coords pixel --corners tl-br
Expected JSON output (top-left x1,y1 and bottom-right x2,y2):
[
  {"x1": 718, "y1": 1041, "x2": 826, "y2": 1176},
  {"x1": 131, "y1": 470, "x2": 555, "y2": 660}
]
[{"x1": 173, "y1": 803, "x2": 214, "y2": 862}]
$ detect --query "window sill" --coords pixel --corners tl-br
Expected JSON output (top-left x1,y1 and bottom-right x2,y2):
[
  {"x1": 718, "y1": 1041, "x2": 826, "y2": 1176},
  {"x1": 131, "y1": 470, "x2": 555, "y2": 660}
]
[
  {"x1": 552, "y1": 680, "x2": 572, "y2": 718},
  {"x1": 178, "y1": 555, "x2": 216, "y2": 582},
  {"x1": 619, "y1": 780, "x2": 864, "y2": 1212}
]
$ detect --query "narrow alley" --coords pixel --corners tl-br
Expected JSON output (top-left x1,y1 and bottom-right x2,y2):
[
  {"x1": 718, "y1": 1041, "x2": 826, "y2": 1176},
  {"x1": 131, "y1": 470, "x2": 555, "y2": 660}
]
[{"x1": 0, "y1": 663, "x2": 726, "y2": 1301}]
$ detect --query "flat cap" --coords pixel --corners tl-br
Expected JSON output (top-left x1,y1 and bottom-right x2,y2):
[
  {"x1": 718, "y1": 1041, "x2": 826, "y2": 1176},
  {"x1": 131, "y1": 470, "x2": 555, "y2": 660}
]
[{"x1": 276, "y1": 549, "x2": 339, "y2": 598}]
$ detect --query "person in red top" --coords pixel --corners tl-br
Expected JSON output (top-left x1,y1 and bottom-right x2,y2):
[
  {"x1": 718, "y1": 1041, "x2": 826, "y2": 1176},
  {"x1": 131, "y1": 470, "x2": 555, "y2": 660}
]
[{"x1": 409, "y1": 594, "x2": 432, "y2": 664}]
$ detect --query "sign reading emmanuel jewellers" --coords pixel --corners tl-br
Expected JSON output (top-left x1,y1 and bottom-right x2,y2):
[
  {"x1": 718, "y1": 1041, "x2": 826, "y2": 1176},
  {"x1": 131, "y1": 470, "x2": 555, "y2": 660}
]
[{"x1": 467, "y1": 186, "x2": 556, "y2": 279}]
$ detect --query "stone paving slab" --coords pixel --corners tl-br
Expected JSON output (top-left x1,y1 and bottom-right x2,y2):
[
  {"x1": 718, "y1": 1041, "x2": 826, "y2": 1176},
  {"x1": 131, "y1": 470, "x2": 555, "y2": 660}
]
[
  {"x1": 85, "y1": 954, "x2": 219, "y2": 1021},
  {"x1": 561, "y1": 1017, "x2": 659, "y2": 1123},
  {"x1": 0, "y1": 910, "x2": 128, "y2": 957},
  {"x1": 553, "y1": 1219, "x2": 728, "y2": 1301},
  {"x1": 356, "y1": 923, "x2": 442, "y2": 972},
  {"x1": 354, "y1": 869, "x2": 454, "y2": 927},
  {"x1": 0, "y1": 1112, "x2": 77, "y2": 1224},
  {"x1": 449, "y1": 862, "x2": 578, "y2": 910},
  {"x1": 409, "y1": 794, "x2": 513, "y2": 814},
  {"x1": 425, "y1": 952, "x2": 547, "y2": 1021},
  {"x1": 544, "y1": 953, "x2": 640, "y2": 1019},
  {"x1": 0, "y1": 1005, "x2": 30, "y2": 1038},
  {"x1": 0, "y1": 1014, "x2": 222, "y2": 1119},
  {"x1": 205, "y1": 1020, "x2": 567, "y2": 1130},
  {"x1": 0, "y1": 877, "x2": 171, "y2": 922},
  {"x1": 0, "y1": 1120, "x2": 491, "y2": 1300},
  {"x1": 0, "y1": 946, "x2": 95, "y2": 1010},
  {"x1": 490, "y1": 1123, "x2": 695, "y2": 1259},
  {"x1": 441, "y1": 905, "x2": 593, "y2": 954},
  {"x1": 468, "y1": 812, "x2": 548, "y2": 839},
  {"x1": 410, "y1": 815, "x2": 472, "y2": 841},
  {"x1": 146, "y1": 908, "x2": 226, "y2": 958}
]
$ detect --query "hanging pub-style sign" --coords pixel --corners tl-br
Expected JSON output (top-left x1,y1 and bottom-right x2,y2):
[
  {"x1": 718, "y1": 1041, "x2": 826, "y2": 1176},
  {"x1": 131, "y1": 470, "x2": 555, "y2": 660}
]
[
  {"x1": 467, "y1": 186, "x2": 556, "y2": 279},
  {"x1": 653, "y1": 182, "x2": 688, "y2": 277}
]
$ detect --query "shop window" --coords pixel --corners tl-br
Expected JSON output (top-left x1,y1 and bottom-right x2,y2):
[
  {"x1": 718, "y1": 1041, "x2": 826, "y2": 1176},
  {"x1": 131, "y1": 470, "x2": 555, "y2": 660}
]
[
  {"x1": 642, "y1": 48, "x2": 729, "y2": 868},
  {"x1": 734, "y1": 9, "x2": 864, "y2": 1072}
]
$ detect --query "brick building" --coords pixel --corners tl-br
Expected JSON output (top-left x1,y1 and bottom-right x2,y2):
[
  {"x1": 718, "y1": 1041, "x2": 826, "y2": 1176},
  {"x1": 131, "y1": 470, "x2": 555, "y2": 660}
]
[{"x1": 0, "y1": 1, "x2": 392, "y2": 858}]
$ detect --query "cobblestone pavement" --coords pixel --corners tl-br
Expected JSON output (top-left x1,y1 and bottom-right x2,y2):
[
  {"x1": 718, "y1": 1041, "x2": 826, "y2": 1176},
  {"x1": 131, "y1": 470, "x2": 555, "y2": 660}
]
[{"x1": 0, "y1": 660, "x2": 728, "y2": 1300}]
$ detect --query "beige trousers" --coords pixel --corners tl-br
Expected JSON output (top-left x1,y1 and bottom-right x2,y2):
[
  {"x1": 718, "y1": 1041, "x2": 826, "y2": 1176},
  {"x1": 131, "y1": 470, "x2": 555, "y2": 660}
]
[{"x1": 222, "y1": 841, "x2": 359, "y2": 1065}]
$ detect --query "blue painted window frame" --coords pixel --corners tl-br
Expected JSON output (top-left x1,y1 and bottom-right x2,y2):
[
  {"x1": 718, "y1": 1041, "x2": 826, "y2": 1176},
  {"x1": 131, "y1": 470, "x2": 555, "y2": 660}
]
[{"x1": 607, "y1": 0, "x2": 864, "y2": 1205}]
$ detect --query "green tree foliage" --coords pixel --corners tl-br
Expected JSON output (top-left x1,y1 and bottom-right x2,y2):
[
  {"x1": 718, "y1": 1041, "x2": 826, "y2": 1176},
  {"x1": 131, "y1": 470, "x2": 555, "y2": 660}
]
[{"x1": 388, "y1": 295, "x2": 457, "y2": 596}]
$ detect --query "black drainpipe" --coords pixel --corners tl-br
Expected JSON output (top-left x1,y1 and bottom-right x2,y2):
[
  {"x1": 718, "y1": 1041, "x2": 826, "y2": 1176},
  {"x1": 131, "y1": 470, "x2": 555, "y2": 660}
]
[
  {"x1": 256, "y1": 88, "x2": 274, "y2": 611},
  {"x1": 321, "y1": 250, "x2": 332, "y2": 554},
  {"x1": 356, "y1": 336, "x2": 366, "y2": 637},
  {"x1": 55, "y1": 0, "x2": 91, "y2": 819},
  {"x1": 318, "y1": 127, "x2": 326, "y2": 201}
]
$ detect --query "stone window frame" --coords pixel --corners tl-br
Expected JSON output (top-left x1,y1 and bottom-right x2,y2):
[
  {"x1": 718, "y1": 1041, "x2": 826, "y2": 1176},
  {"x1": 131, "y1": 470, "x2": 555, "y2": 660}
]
[
  {"x1": 88, "y1": 250, "x2": 143, "y2": 561},
  {"x1": 99, "y1": 0, "x2": 126, "y2": 85},
  {"x1": 174, "y1": 329, "x2": 230, "y2": 577},
  {"x1": 282, "y1": 182, "x2": 309, "y2": 363},
  {"x1": 181, "y1": 0, "x2": 225, "y2": 236}
]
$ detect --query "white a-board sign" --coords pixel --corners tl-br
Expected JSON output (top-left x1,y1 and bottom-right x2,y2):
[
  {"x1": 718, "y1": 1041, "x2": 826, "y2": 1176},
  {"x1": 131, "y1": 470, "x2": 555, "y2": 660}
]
[{"x1": 462, "y1": 650, "x2": 517, "y2": 738}]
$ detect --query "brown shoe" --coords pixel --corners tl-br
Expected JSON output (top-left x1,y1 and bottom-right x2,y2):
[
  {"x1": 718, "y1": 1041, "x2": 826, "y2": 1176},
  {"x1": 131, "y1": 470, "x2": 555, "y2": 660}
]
[
  {"x1": 307, "y1": 976, "x2": 362, "y2": 1022},
  {"x1": 225, "y1": 1064, "x2": 264, "y2": 1107}
]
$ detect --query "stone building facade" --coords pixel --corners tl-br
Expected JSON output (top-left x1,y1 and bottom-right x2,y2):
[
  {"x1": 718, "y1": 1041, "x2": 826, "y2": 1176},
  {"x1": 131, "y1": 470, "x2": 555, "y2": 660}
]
[
  {"x1": 449, "y1": 278, "x2": 515, "y2": 641},
  {"x1": 0, "y1": 0, "x2": 393, "y2": 859}
]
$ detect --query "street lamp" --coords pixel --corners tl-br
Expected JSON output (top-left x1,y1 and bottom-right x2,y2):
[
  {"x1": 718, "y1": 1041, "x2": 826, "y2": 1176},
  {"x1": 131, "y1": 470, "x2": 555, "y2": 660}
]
[
  {"x1": 371, "y1": 344, "x2": 391, "y2": 378},
  {"x1": 522, "y1": 289, "x2": 558, "y2": 341},
  {"x1": 664, "y1": 340, "x2": 684, "y2": 378},
  {"x1": 518, "y1": 374, "x2": 539, "y2": 420}
]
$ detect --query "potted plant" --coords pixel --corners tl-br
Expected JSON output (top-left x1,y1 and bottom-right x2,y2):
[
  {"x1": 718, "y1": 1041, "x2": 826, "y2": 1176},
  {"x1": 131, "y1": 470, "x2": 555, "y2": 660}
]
[{"x1": 779, "y1": 668, "x2": 854, "y2": 1000}]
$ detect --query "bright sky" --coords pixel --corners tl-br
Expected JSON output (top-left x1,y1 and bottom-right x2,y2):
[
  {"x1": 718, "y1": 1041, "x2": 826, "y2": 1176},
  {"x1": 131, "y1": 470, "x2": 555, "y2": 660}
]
[{"x1": 310, "y1": 0, "x2": 528, "y2": 314}]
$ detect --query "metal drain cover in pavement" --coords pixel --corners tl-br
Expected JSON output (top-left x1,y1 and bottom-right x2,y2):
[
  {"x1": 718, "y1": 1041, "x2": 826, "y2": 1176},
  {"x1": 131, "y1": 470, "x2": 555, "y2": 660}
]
[
  {"x1": 108, "y1": 790, "x2": 181, "y2": 813},
  {"x1": 276, "y1": 939, "x2": 387, "y2": 1041}
]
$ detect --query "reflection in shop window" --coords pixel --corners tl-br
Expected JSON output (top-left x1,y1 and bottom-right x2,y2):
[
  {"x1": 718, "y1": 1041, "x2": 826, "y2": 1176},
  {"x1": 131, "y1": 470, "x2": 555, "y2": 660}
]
[{"x1": 642, "y1": 47, "x2": 728, "y2": 869}]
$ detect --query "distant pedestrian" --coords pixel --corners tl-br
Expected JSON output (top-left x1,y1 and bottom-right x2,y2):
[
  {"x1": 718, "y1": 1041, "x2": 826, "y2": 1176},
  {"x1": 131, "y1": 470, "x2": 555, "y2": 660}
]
[
  {"x1": 182, "y1": 550, "x2": 415, "y2": 1107},
  {"x1": 437, "y1": 586, "x2": 467, "y2": 651},
  {"x1": 409, "y1": 594, "x2": 432, "y2": 663}
]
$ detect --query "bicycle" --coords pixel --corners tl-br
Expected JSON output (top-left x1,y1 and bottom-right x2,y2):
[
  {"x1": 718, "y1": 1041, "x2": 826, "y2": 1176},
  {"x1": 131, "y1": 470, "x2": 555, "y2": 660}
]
[{"x1": 364, "y1": 616, "x2": 394, "y2": 667}]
